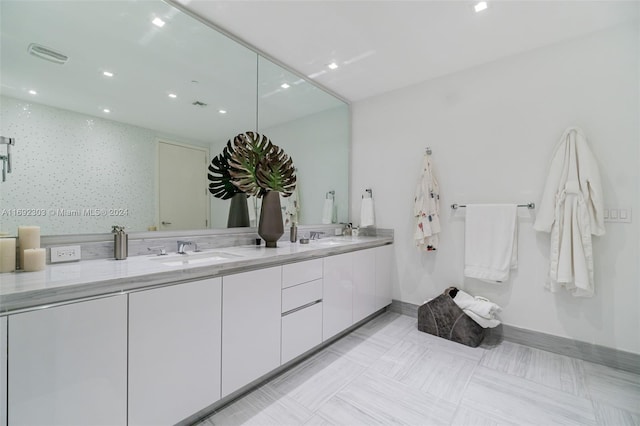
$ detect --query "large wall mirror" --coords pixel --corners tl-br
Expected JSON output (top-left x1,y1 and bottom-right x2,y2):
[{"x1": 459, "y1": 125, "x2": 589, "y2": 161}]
[{"x1": 0, "y1": 0, "x2": 349, "y2": 237}]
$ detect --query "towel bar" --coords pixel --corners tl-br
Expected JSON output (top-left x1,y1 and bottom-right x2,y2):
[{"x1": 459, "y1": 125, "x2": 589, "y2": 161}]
[{"x1": 451, "y1": 202, "x2": 535, "y2": 210}]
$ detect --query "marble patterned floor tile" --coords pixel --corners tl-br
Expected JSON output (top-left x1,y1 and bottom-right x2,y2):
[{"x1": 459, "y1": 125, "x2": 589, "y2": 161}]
[
  {"x1": 584, "y1": 361, "x2": 640, "y2": 415},
  {"x1": 267, "y1": 349, "x2": 366, "y2": 412},
  {"x1": 325, "y1": 331, "x2": 396, "y2": 367},
  {"x1": 327, "y1": 370, "x2": 457, "y2": 426},
  {"x1": 592, "y1": 401, "x2": 640, "y2": 426},
  {"x1": 302, "y1": 414, "x2": 335, "y2": 426},
  {"x1": 450, "y1": 406, "x2": 519, "y2": 426},
  {"x1": 398, "y1": 346, "x2": 479, "y2": 404},
  {"x1": 370, "y1": 339, "x2": 429, "y2": 379},
  {"x1": 207, "y1": 384, "x2": 313, "y2": 426},
  {"x1": 479, "y1": 340, "x2": 532, "y2": 377},
  {"x1": 480, "y1": 341, "x2": 589, "y2": 397},
  {"x1": 314, "y1": 393, "x2": 387, "y2": 425},
  {"x1": 353, "y1": 311, "x2": 415, "y2": 341},
  {"x1": 403, "y1": 327, "x2": 486, "y2": 362},
  {"x1": 461, "y1": 366, "x2": 597, "y2": 425}
]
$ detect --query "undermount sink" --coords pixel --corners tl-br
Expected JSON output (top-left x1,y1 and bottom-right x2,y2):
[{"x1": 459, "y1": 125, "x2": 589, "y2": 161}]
[
  {"x1": 309, "y1": 237, "x2": 357, "y2": 246},
  {"x1": 150, "y1": 250, "x2": 243, "y2": 266}
]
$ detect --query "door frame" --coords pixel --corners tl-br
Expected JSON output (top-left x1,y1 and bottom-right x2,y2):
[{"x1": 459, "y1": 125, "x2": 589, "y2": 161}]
[{"x1": 156, "y1": 138, "x2": 210, "y2": 231}]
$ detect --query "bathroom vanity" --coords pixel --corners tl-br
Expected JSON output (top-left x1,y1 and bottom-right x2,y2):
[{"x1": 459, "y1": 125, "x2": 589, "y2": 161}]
[{"x1": 0, "y1": 236, "x2": 393, "y2": 426}]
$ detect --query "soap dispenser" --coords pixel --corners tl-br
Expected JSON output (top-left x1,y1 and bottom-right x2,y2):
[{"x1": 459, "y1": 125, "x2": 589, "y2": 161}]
[{"x1": 112, "y1": 225, "x2": 128, "y2": 260}]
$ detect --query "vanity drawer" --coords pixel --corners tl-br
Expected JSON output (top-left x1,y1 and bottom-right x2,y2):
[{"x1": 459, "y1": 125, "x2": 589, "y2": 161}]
[
  {"x1": 282, "y1": 279, "x2": 323, "y2": 313},
  {"x1": 282, "y1": 259, "x2": 323, "y2": 288},
  {"x1": 281, "y1": 302, "x2": 322, "y2": 364}
]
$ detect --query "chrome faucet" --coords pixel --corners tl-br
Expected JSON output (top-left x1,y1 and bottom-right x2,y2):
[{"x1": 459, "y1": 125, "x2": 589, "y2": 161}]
[
  {"x1": 177, "y1": 240, "x2": 193, "y2": 254},
  {"x1": 310, "y1": 231, "x2": 325, "y2": 240}
]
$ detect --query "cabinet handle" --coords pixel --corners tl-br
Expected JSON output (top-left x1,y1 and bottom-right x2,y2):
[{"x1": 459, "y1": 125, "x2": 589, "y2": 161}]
[
  {"x1": 161, "y1": 221, "x2": 172, "y2": 225},
  {"x1": 282, "y1": 299, "x2": 322, "y2": 317}
]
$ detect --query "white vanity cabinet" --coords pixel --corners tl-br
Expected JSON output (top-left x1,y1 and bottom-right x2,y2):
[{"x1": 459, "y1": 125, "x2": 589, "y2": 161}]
[
  {"x1": 128, "y1": 278, "x2": 222, "y2": 426},
  {"x1": 8, "y1": 295, "x2": 127, "y2": 426},
  {"x1": 375, "y1": 244, "x2": 394, "y2": 310},
  {"x1": 323, "y1": 252, "x2": 354, "y2": 340},
  {"x1": 1, "y1": 316, "x2": 6, "y2": 426},
  {"x1": 221, "y1": 266, "x2": 282, "y2": 397},
  {"x1": 281, "y1": 259, "x2": 323, "y2": 364},
  {"x1": 352, "y1": 248, "x2": 377, "y2": 323}
]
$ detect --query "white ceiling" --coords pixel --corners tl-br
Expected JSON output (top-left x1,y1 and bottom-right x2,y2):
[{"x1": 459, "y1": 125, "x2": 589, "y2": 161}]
[{"x1": 176, "y1": 0, "x2": 639, "y2": 102}]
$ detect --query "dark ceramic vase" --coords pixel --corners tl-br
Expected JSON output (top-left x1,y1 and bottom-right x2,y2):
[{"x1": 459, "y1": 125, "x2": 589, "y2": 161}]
[
  {"x1": 258, "y1": 191, "x2": 284, "y2": 247},
  {"x1": 227, "y1": 193, "x2": 250, "y2": 228}
]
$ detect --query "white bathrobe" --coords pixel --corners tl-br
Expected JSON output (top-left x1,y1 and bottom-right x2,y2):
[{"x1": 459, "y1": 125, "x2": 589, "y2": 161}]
[
  {"x1": 414, "y1": 154, "x2": 440, "y2": 251},
  {"x1": 533, "y1": 127, "x2": 605, "y2": 297}
]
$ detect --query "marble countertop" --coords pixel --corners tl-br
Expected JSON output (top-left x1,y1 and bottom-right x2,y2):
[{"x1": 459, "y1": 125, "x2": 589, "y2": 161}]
[{"x1": 0, "y1": 236, "x2": 392, "y2": 315}]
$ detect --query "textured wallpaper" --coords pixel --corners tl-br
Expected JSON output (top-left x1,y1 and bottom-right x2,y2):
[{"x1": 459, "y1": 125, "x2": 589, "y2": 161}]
[{"x1": 0, "y1": 96, "x2": 157, "y2": 236}]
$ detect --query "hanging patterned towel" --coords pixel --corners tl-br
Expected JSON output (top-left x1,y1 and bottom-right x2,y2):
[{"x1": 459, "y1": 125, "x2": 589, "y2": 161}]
[
  {"x1": 414, "y1": 153, "x2": 440, "y2": 251},
  {"x1": 280, "y1": 185, "x2": 300, "y2": 228}
]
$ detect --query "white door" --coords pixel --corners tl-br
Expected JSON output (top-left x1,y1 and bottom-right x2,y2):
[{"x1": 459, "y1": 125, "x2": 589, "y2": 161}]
[
  {"x1": 353, "y1": 248, "x2": 377, "y2": 323},
  {"x1": 158, "y1": 141, "x2": 209, "y2": 230},
  {"x1": 323, "y1": 253, "x2": 353, "y2": 341}
]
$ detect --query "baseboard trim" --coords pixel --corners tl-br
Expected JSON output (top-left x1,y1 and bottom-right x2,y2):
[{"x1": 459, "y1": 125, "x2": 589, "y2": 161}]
[{"x1": 391, "y1": 300, "x2": 640, "y2": 374}]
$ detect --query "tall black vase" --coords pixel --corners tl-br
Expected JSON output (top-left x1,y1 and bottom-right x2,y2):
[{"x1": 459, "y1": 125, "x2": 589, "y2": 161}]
[
  {"x1": 258, "y1": 191, "x2": 284, "y2": 247},
  {"x1": 227, "y1": 193, "x2": 250, "y2": 228}
]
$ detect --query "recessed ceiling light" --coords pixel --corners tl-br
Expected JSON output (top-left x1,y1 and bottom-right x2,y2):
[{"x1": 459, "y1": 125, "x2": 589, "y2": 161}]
[
  {"x1": 103, "y1": 108, "x2": 111, "y2": 113},
  {"x1": 152, "y1": 17, "x2": 166, "y2": 27},
  {"x1": 218, "y1": 110, "x2": 227, "y2": 114},
  {"x1": 328, "y1": 62, "x2": 339, "y2": 70},
  {"x1": 474, "y1": 1, "x2": 488, "y2": 12},
  {"x1": 103, "y1": 71, "x2": 114, "y2": 77},
  {"x1": 28, "y1": 89, "x2": 37, "y2": 95},
  {"x1": 281, "y1": 83, "x2": 290, "y2": 89},
  {"x1": 168, "y1": 93, "x2": 177, "y2": 98}
]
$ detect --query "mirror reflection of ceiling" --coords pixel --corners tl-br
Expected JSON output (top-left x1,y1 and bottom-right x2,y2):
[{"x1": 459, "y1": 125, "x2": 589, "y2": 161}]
[
  {"x1": 0, "y1": 0, "x2": 343, "y2": 143},
  {"x1": 0, "y1": 0, "x2": 350, "y2": 236}
]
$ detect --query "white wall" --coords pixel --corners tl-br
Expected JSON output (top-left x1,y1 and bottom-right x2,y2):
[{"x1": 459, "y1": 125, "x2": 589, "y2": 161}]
[{"x1": 351, "y1": 23, "x2": 639, "y2": 353}]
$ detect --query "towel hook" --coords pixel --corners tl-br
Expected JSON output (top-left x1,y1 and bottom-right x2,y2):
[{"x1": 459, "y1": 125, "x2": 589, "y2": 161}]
[
  {"x1": 326, "y1": 190, "x2": 335, "y2": 200},
  {"x1": 362, "y1": 188, "x2": 372, "y2": 199},
  {"x1": 425, "y1": 147, "x2": 432, "y2": 155}
]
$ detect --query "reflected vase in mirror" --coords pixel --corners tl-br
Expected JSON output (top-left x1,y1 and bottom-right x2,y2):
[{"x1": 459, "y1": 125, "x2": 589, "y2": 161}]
[
  {"x1": 258, "y1": 191, "x2": 284, "y2": 247},
  {"x1": 227, "y1": 193, "x2": 250, "y2": 228}
]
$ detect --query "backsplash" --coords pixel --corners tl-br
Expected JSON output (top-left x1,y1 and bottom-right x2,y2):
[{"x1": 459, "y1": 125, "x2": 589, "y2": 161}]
[{"x1": 39, "y1": 226, "x2": 392, "y2": 262}]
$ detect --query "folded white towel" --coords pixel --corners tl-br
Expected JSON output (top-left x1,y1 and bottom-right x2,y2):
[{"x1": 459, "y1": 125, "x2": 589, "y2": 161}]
[
  {"x1": 453, "y1": 289, "x2": 502, "y2": 320},
  {"x1": 360, "y1": 197, "x2": 375, "y2": 227},
  {"x1": 463, "y1": 309, "x2": 501, "y2": 328},
  {"x1": 464, "y1": 204, "x2": 518, "y2": 283},
  {"x1": 321, "y1": 198, "x2": 334, "y2": 224}
]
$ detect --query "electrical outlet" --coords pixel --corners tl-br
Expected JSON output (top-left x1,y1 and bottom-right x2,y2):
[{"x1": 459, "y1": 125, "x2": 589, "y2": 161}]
[
  {"x1": 604, "y1": 207, "x2": 632, "y2": 223},
  {"x1": 50, "y1": 245, "x2": 81, "y2": 263}
]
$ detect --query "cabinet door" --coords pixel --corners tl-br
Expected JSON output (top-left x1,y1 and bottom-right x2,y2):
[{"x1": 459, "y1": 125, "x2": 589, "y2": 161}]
[
  {"x1": 222, "y1": 266, "x2": 281, "y2": 397},
  {"x1": 129, "y1": 278, "x2": 222, "y2": 425},
  {"x1": 1, "y1": 316, "x2": 6, "y2": 426},
  {"x1": 281, "y1": 302, "x2": 323, "y2": 364},
  {"x1": 323, "y1": 253, "x2": 353, "y2": 340},
  {"x1": 9, "y1": 296, "x2": 127, "y2": 426},
  {"x1": 375, "y1": 244, "x2": 394, "y2": 310},
  {"x1": 352, "y1": 248, "x2": 377, "y2": 323}
]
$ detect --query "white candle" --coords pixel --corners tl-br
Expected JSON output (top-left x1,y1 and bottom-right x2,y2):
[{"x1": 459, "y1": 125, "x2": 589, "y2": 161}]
[
  {"x1": 18, "y1": 226, "x2": 40, "y2": 269},
  {"x1": 0, "y1": 238, "x2": 16, "y2": 273},
  {"x1": 23, "y1": 248, "x2": 46, "y2": 272}
]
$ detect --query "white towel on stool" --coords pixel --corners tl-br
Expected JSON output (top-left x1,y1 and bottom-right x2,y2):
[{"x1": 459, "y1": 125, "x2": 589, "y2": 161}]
[
  {"x1": 360, "y1": 197, "x2": 375, "y2": 227},
  {"x1": 464, "y1": 204, "x2": 518, "y2": 283},
  {"x1": 322, "y1": 198, "x2": 334, "y2": 224}
]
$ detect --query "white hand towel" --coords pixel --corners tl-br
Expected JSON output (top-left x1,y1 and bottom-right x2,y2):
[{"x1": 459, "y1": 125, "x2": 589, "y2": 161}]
[
  {"x1": 462, "y1": 309, "x2": 501, "y2": 328},
  {"x1": 321, "y1": 198, "x2": 334, "y2": 224},
  {"x1": 452, "y1": 289, "x2": 502, "y2": 319},
  {"x1": 464, "y1": 204, "x2": 518, "y2": 283},
  {"x1": 360, "y1": 197, "x2": 375, "y2": 227}
]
